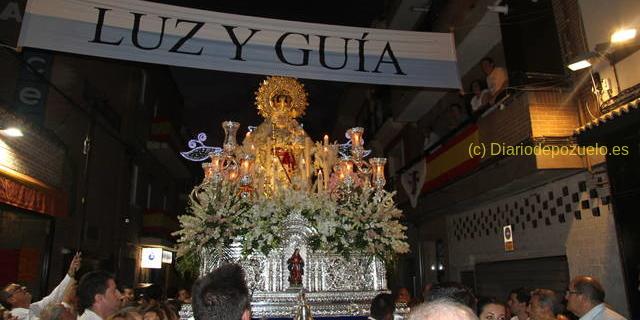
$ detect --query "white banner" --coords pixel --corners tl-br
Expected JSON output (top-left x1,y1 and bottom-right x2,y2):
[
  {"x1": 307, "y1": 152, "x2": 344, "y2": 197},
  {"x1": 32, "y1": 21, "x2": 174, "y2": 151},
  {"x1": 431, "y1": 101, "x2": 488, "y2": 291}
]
[
  {"x1": 401, "y1": 159, "x2": 426, "y2": 208},
  {"x1": 18, "y1": 0, "x2": 461, "y2": 88}
]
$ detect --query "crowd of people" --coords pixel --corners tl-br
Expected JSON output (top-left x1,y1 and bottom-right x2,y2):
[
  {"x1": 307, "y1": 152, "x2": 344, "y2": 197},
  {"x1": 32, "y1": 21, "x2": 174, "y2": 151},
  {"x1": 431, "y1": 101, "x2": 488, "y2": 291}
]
[
  {"x1": 1, "y1": 257, "x2": 627, "y2": 320},
  {"x1": 0, "y1": 253, "x2": 192, "y2": 320},
  {"x1": 388, "y1": 278, "x2": 626, "y2": 320}
]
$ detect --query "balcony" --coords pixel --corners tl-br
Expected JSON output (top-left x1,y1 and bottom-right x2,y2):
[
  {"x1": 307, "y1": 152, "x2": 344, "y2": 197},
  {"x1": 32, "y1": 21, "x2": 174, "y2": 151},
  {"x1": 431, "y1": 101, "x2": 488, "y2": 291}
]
[{"x1": 400, "y1": 90, "x2": 592, "y2": 215}]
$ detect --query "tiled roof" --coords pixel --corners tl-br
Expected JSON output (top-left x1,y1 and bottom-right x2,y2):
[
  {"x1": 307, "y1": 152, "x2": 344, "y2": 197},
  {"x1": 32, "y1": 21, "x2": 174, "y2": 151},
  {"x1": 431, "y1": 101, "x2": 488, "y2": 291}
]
[{"x1": 574, "y1": 98, "x2": 640, "y2": 134}]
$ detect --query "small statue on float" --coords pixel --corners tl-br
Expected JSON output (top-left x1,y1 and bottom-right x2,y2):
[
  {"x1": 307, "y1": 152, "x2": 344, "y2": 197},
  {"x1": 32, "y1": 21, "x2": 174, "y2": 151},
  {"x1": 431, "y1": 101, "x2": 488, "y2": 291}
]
[{"x1": 287, "y1": 248, "x2": 304, "y2": 287}]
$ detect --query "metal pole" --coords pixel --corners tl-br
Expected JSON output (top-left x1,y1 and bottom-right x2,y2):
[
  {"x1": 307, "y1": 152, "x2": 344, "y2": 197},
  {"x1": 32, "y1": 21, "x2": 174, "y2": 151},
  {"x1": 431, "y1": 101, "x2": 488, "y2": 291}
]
[
  {"x1": 77, "y1": 105, "x2": 95, "y2": 250},
  {"x1": 611, "y1": 62, "x2": 622, "y2": 94},
  {"x1": 417, "y1": 241, "x2": 424, "y2": 297}
]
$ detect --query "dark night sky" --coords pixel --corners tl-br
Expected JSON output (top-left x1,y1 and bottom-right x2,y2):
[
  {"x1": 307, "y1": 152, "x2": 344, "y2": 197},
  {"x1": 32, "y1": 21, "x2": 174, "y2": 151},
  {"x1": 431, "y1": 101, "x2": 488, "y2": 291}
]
[{"x1": 147, "y1": 0, "x2": 388, "y2": 143}]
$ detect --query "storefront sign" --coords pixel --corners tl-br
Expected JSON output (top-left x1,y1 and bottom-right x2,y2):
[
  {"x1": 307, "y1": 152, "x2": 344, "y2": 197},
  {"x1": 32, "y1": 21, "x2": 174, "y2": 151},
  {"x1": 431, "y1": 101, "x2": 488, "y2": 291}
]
[
  {"x1": 13, "y1": 48, "x2": 52, "y2": 124},
  {"x1": 140, "y1": 247, "x2": 162, "y2": 269},
  {"x1": 503, "y1": 225, "x2": 514, "y2": 252},
  {"x1": 19, "y1": 0, "x2": 460, "y2": 88},
  {"x1": 161, "y1": 250, "x2": 172, "y2": 264}
]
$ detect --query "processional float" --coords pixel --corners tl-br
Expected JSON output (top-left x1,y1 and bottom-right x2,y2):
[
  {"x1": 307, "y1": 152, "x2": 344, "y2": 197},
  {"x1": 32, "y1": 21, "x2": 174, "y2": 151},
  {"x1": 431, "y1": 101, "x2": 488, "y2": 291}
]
[{"x1": 177, "y1": 76, "x2": 409, "y2": 318}]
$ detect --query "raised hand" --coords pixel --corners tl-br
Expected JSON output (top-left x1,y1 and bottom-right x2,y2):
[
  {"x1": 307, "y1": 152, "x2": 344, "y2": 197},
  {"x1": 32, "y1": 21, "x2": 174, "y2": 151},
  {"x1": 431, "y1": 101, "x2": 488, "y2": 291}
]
[{"x1": 67, "y1": 252, "x2": 82, "y2": 278}]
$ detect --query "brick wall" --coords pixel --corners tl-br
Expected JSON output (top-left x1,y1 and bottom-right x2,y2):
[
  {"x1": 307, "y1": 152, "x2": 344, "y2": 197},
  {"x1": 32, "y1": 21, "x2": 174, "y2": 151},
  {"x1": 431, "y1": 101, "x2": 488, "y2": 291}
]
[
  {"x1": 479, "y1": 94, "x2": 532, "y2": 148},
  {"x1": 446, "y1": 168, "x2": 628, "y2": 316},
  {"x1": 0, "y1": 108, "x2": 65, "y2": 188},
  {"x1": 529, "y1": 91, "x2": 580, "y2": 137}
]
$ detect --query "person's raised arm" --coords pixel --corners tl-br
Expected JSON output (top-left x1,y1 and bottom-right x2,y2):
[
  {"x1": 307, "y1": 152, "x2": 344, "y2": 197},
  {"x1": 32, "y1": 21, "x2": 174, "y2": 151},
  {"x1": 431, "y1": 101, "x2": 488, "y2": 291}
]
[{"x1": 31, "y1": 252, "x2": 81, "y2": 315}]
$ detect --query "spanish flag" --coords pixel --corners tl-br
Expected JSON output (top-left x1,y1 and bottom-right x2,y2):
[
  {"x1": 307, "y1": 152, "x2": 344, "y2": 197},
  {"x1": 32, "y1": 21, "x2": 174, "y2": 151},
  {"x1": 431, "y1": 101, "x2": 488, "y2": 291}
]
[{"x1": 423, "y1": 124, "x2": 480, "y2": 193}]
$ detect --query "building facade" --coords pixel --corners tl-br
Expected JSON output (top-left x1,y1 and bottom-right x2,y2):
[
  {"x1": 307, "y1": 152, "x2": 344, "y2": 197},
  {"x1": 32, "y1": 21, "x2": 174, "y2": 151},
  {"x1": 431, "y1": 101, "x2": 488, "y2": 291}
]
[
  {"x1": 337, "y1": 0, "x2": 637, "y2": 317},
  {"x1": 0, "y1": 6, "x2": 193, "y2": 297}
]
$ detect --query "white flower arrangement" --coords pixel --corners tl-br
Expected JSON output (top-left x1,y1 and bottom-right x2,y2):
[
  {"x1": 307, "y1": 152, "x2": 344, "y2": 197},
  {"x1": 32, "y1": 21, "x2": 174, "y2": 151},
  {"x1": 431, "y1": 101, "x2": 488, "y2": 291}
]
[{"x1": 173, "y1": 178, "x2": 409, "y2": 273}]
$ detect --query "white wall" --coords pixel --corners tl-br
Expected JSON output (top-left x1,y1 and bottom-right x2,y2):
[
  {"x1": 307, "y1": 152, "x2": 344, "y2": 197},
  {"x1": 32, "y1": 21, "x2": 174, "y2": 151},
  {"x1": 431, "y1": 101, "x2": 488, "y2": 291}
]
[{"x1": 446, "y1": 169, "x2": 629, "y2": 316}]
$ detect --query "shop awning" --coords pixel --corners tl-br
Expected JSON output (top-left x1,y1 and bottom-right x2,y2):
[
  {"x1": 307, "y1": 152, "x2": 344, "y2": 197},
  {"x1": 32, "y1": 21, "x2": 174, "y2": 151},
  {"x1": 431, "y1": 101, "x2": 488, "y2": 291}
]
[
  {"x1": 575, "y1": 98, "x2": 640, "y2": 145},
  {"x1": 0, "y1": 168, "x2": 67, "y2": 217}
]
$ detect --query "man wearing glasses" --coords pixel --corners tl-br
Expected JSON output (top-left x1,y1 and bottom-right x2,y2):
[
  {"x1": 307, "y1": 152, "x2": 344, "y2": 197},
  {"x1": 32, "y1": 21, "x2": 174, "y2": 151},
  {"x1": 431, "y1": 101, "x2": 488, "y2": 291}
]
[
  {"x1": 566, "y1": 276, "x2": 626, "y2": 320},
  {"x1": 0, "y1": 252, "x2": 81, "y2": 320}
]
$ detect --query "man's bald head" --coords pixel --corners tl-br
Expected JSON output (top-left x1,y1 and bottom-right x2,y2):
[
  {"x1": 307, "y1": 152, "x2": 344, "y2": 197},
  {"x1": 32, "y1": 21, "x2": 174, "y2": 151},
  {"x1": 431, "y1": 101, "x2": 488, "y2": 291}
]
[
  {"x1": 408, "y1": 299, "x2": 478, "y2": 320},
  {"x1": 571, "y1": 276, "x2": 605, "y2": 304}
]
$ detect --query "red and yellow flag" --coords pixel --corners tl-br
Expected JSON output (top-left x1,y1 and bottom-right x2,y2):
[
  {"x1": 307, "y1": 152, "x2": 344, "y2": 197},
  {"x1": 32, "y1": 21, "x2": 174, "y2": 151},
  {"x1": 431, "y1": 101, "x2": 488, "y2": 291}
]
[{"x1": 423, "y1": 124, "x2": 480, "y2": 193}]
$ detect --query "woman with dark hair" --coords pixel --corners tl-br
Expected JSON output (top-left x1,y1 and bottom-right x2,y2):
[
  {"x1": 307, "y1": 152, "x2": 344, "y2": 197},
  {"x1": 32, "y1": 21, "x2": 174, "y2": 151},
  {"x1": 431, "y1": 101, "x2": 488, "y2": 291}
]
[{"x1": 477, "y1": 297, "x2": 507, "y2": 320}]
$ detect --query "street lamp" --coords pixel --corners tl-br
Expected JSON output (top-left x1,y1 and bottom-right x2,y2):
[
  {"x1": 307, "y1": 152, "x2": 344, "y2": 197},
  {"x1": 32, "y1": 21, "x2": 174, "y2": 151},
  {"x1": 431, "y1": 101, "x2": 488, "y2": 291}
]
[
  {"x1": 567, "y1": 26, "x2": 638, "y2": 112},
  {"x1": 567, "y1": 26, "x2": 638, "y2": 75},
  {"x1": 566, "y1": 49, "x2": 619, "y2": 98},
  {"x1": 567, "y1": 52, "x2": 598, "y2": 71},
  {"x1": 611, "y1": 28, "x2": 637, "y2": 44},
  {"x1": 566, "y1": 49, "x2": 622, "y2": 94}
]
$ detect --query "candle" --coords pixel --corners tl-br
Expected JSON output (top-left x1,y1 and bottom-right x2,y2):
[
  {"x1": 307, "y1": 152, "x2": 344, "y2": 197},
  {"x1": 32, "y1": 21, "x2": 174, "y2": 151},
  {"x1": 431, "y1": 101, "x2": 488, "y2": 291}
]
[
  {"x1": 210, "y1": 154, "x2": 222, "y2": 172},
  {"x1": 317, "y1": 169, "x2": 324, "y2": 193},
  {"x1": 348, "y1": 127, "x2": 364, "y2": 147},
  {"x1": 369, "y1": 158, "x2": 387, "y2": 189},
  {"x1": 227, "y1": 163, "x2": 239, "y2": 181},
  {"x1": 304, "y1": 138, "x2": 312, "y2": 181},
  {"x1": 240, "y1": 155, "x2": 253, "y2": 176}
]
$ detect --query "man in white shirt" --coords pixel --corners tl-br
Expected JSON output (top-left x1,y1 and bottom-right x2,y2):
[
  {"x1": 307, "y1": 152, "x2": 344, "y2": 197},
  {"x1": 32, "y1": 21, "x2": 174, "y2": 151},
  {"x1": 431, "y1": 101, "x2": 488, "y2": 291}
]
[
  {"x1": 566, "y1": 276, "x2": 626, "y2": 320},
  {"x1": 481, "y1": 57, "x2": 509, "y2": 105},
  {"x1": 507, "y1": 287, "x2": 530, "y2": 320},
  {"x1": 77, "y1": 271, "x2": 122, "y2": 320},
  {"x1": 0, "y1": 252, "x2": 81, "y2": 320}
]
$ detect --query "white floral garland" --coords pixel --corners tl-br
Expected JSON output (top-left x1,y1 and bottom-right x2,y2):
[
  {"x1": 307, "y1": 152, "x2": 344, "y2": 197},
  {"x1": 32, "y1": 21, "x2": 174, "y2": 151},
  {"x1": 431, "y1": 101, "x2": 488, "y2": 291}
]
[{"x1": 173, "y1": 179, "x2": 409, "y2": 272}]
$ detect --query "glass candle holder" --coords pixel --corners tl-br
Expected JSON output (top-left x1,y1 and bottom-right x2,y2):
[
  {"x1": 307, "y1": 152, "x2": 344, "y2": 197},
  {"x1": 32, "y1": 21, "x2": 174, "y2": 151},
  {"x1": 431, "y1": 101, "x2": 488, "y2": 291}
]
[
  {"x1": 202, "y1": 163, "x2": 211, "y2": 179},
  {"x1": 226, "y1": 162, "x2": 239, "y2": 181},
  {"x1": 222, "y1": 121, "x2": 240, "y2": 154},
  {"x1": 347, "y1": 127, "x2": 365, "y2": 159},
  {"x1": 209, "y1": 153, "x2": 224, "y2": 182},
  {"x1": 239, "y1": 154, "x2": 254, "y2": 186},
  {"x1": 369, "y1": 157, "x2": 387, "y2": 190}
]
